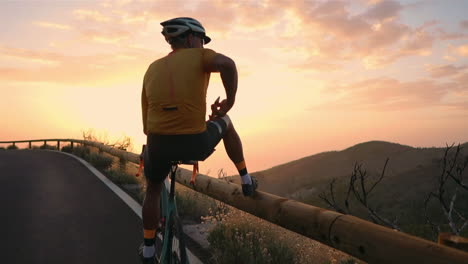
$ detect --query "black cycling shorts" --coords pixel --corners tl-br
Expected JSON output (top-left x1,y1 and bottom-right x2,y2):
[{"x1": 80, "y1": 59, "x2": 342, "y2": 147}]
[{"x1": 144, "y1": 118, "x2": 228, "y2": 184}]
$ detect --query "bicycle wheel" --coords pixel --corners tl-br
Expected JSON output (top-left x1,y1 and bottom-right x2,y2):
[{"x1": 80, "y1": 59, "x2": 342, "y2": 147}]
[{"x1": 165, "y1": 211, "x2": 188, "y2": 264}]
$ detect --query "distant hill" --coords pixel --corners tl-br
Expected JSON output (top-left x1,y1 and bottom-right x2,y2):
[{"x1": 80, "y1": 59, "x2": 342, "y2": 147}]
[
  {"x1": 247, "y1": 140, "x2": 451, "y2": 197},
  {"x1": 232, "y1": 141, "x2": 468, "y2": 220}
]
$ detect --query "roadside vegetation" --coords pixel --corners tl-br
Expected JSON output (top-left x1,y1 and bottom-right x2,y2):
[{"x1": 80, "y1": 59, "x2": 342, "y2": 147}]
[
  {"x1": 7, "y1": 144, "x2": 18, "y2": 150},
  {"x1": 202, "y1": 202, "x2": 359, "y2": 264}
]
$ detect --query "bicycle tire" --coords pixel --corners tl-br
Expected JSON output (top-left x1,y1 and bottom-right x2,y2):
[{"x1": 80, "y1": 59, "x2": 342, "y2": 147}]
[{"x1": 165, "y1": 211, "x2": 188, "y2": 264}]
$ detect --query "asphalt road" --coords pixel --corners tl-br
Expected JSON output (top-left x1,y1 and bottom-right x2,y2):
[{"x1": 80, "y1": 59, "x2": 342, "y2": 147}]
[{"x1": 0, "y1": 150, "x2": 143, "y2": 263}]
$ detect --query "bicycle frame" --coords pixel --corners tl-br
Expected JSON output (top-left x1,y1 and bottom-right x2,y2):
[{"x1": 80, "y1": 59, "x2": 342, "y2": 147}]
[{"x1": 159, "y1": 164, "x2": 189, "y2": 263}]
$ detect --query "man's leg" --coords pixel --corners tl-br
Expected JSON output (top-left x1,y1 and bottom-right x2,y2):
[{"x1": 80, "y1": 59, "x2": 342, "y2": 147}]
[
  {"x1": 141, "y1": 180, "x2": 163, "y2": 260},
  {"x1": 141, "y1": 143, "x2": 170, "y2": 260},
  {"x1": 222, "y1": 120, "x2": 244, "y2": 164},
  {"x1": 219, "y1": 116, "x2": 256, "y2": 196},
  {"x1": 143, "y1": 180, "x2": 162, "y2": 233}
]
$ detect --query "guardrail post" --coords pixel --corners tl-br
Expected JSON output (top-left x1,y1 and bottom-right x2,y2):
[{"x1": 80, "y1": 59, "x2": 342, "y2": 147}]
[
  {"x1": 43, "y1": 140, "x2": 47, "y2": 148},
  {"x1": 29, "y1": 142, "x2": 32, "y2": 149},
  {"x1": 13, "y1": 142, "x2": 16, "y2": 147},
  {"x1": 57, "y1": 140, "x2": 60, "y2": 150},
  {"x1": 71, "y1": 141, "x2": 74, "y2": 150}
]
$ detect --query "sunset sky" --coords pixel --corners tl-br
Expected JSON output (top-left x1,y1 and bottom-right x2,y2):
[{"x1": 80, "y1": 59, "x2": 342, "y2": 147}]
[{"x1": 1, "y1": 0, "x2": 468, "y2": 176}]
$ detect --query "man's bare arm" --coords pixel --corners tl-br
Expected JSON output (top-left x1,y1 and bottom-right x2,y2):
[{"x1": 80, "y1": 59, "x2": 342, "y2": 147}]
[
  {"x1": 206, "y1": 54, "x2": 238, "y2": 111},
  {"x1": 141, "y1": 85, "x2": 148, "y2": 135}
]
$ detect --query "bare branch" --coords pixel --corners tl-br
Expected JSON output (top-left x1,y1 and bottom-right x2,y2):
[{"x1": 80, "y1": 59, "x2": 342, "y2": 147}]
[
  {"x1": 446, "y1": 188, "x2": 459, "y2": 235},
  {"x1": 359, "y1": 165, "x2": 368, "y2": 205},
  {"x1": 459, "y1": 220, "x2": 468, "y2": 234},
  {"x1": 319, "y1": 178, "x2": 347, "y2": 214},
  {"x1": 424, "y1": 192, "x2": 441, "y2": 233},
  {"x1": 368, "y1": 158, "x2": 389, "y2": 194},
  {"x1": 365, "y1": 206, "x2": 401, "y2": 231},
  {"x1": 448, "y1": 152, "x2": 468, "y2": 191}
]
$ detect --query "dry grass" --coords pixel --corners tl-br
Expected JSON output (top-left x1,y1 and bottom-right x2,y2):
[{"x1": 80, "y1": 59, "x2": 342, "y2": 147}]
[{"x1": 201, "y1": 202, "x2": 361, "y2": 264}]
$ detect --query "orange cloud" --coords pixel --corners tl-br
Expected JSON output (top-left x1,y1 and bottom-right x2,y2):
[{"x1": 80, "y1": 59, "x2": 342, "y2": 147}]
[
  {"x1": 80, "y1": 28, "x2": 132, "y2": 44},
  {"x1": 0, "y1": 46, "x2": 63, "y2": 66},
  {"x1": 0, "y1": 47, "x2": 161, "y2": 85},
  {"x1": 453, "y1": 44, "x2": 468, "y2": 57},
  {"x1": 427, "y1": 64, "x2": 467, "y2": 78},
  {"x1": 55, "y1": 0, "x2": 443, "y2": 69},
  {"x1": 33, "y1": 21, "x2": 72, "y2": 30},
  {"x1": 261, "y1": 1, "x2": 434, "y2": 68},
  {"x1": 312, "y1": 76, "x2": 466, "y2": 112},
  {"x1": 73, "y1": 9, "x2": 111, "y2": 22}
]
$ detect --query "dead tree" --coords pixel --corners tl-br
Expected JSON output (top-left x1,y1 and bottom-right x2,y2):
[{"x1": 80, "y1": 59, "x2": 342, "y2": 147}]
[
  {"x1": 424, "y1": 143, "x2": 468, "y2": 236},
  {"x1": 319, "y1": 158, "x2": 401, "y2": 231}
]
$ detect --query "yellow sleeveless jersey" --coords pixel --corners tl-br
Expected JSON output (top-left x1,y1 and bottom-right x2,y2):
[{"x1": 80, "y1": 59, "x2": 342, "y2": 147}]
[{"x1": 142, "y1": 48, "x2": 218, "y2": 135}]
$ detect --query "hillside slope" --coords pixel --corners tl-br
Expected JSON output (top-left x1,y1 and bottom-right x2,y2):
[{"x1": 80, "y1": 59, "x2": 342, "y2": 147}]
[{"x1": 247, "y1": 141, "x2": 467, "y2": 203}]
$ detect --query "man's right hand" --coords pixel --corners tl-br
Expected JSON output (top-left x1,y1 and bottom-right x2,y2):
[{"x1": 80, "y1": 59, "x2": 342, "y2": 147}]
[{"x1": 210, "y1": 97, "x2": 233, "y2": 119}]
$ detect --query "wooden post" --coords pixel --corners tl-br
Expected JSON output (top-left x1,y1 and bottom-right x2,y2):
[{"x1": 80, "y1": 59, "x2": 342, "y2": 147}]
[
  {"x1": 43, "y1": 140, "x2": 47, "y2": 148},
  {"x1": 29, "y1": 142, "x2": 32, "y2": 149},
  {"x1": 71, "y1": 141, "x2": 74, "y2": 150},
  {"x1": 13, "y1": 142, "x2": 16, "y2": 147},
  {"x1": 57, "y1": 140, "x2": 60, "y2": 150}
]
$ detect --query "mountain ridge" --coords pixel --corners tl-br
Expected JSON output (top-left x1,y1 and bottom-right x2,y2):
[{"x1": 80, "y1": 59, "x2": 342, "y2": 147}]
[{"x1": 242, "y1": 140, "x2": 468, "y2": 198}]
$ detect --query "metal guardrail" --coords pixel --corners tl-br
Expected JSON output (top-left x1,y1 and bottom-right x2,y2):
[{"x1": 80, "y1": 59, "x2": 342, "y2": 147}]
[{"x1": 2, "y1": 139, "x2": 468, "y2": 263}]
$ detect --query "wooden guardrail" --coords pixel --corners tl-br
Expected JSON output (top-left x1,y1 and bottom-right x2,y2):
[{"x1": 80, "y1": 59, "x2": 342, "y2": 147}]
[{"x1": 2, "y1": 139, "x2": 468, "y2": 264}]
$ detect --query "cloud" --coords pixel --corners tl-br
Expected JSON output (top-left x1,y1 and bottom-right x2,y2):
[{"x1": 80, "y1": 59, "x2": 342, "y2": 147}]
[
  {"x1": 461, "y1": 20, "x2": 468, "y2": 29},
  {"x1": 7, "y1": 0, "x2": 466, "y2": 79},
  {"x1": 260, "y1": 0, "x2": 435, "y2": 68},
  {"x1": 426, "y1": 64, "x2": 467, "y2": 78},
  {"x1": 73, "y1": 9, "x2": 111, "y2": 23},
  {"x1": 80, "y1": 28, "x2": 132, "y2": 44},
  {"x1": 312, "y1": 76, "x2": 466, "y2": 112},
  {"x1": 363, "y1": 0, "x2": 403, "y2": 21},
  {"x1": 0, "y1": 46, "x2": 63, "y2": 65},
  {"x1": 34, "y1": 21, "x2": 72, "y2": 30},
  {"x1": 451, "y1": 44, "x2": 468, "y2": 57},
  {"x1": 56, "y1": 0, "x2": 445, "y2": 68},
  {"x1": 0, "y1": 46, "x2": 161, "y2": 85}
]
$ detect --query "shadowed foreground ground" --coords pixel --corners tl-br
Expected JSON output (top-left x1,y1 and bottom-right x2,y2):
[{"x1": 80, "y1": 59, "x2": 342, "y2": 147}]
[{"x1": 0, "y1": 150, "x2": 142, "y2": 263}]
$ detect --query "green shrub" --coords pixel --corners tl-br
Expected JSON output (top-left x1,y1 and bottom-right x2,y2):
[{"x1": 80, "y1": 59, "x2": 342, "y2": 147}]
[
  {"x1": 72, "y1": 146, "x2": 90, "y2": 159},
  {"x1": 107, "y1": 169, "x2": 139, "y2": 184},
  {"x1": 208, "y1": 222, "x2": 295, "y2": 264},
  {"x1": 86, "y1": 152, "x2": 113, "y2": 171},
  {"x1": 39, "y1": 144, "x2": 57, "y2": 150},
  {"x1": 61, "y1": 145, "x2": 73, "y2": 153},
  {"x1": 7, "y1": 144, "x2": 18, "y2": 150},
  {"x1": 176, "y1": 189, "x2": 218, "y2": 221}
]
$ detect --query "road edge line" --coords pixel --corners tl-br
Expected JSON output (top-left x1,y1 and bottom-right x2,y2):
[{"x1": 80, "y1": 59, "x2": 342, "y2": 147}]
[{"x1": 55, "y1": 150, "x2": 143, "y2": 218}]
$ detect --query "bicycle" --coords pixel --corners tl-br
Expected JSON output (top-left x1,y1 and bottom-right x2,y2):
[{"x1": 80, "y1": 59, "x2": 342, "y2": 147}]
[{"x1": 138, "y1": 146, "x2": 198, "y2": 264}]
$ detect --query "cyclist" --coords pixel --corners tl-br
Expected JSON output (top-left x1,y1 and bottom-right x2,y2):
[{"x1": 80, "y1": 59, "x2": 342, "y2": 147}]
[{"x1": 140, "y1": 17, "x2": 257, "y2": 263}]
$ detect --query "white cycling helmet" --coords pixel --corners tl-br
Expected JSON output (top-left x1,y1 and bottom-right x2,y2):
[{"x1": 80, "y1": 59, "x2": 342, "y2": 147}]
[{"x1": 160, "y1": 17, "x2": 211, "y2": 44}]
